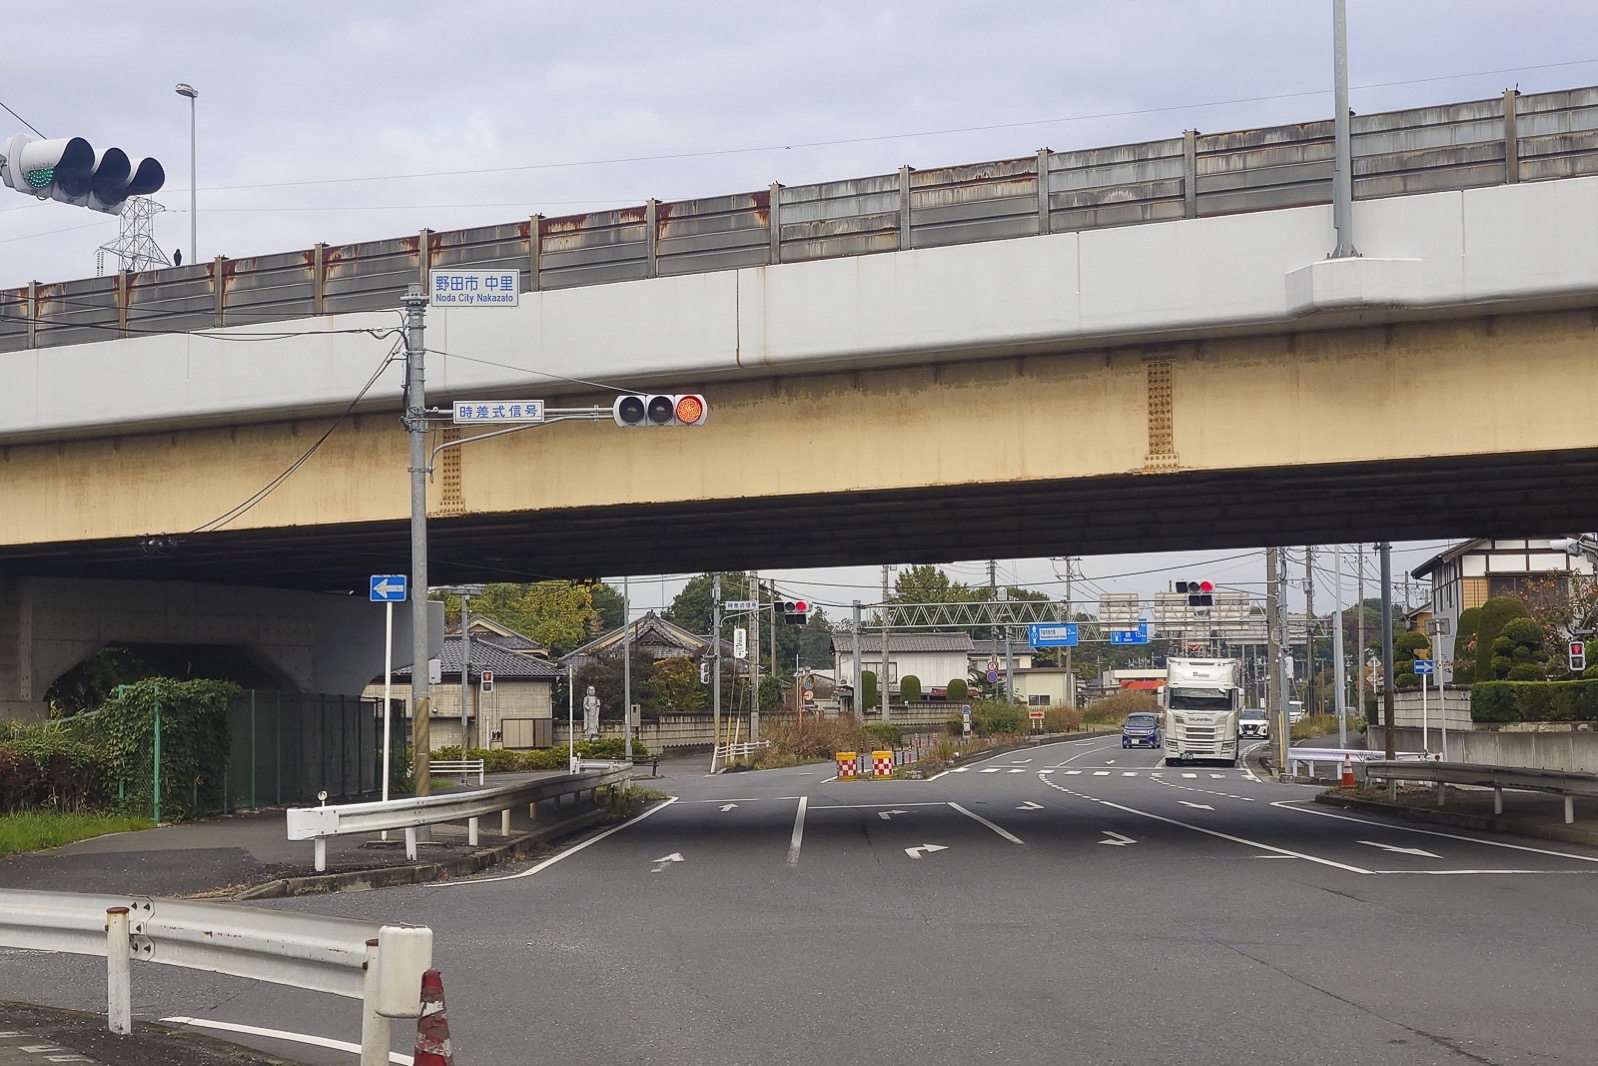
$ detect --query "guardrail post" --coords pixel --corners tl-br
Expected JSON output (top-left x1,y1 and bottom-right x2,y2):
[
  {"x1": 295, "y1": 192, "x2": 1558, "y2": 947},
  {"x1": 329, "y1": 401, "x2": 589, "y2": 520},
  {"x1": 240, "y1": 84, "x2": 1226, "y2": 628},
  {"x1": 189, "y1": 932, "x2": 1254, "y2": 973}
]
[
  {"x1": 898, "y1": 165, "x2": 914, "y2": 250},
  {"x1": 768, "y1": 182, "x2": 783, "y2": 264},
  {"x1": 1387, "y1": 777, "x2": 1397, "y2": 801},
  {"x1": 1494, "y1": 786, "x2": 1503, "y2": 815},
  {"x1": 360, "y1": 937, "x2": 387, "y2": 1066},
  {"x1": 1565, "y1": 795, "x2": 1575, "y2": 824},
  {"x1": 106, "y1": 906, "x2": 132, "y2": 1035},
  {"x1": 405, "y1": 827, "x2": 418, "y2": 862},
  {"x1": 315, "y1": 837, "x2": 327, "y2": 873},
  {"x1": 468, "y1": 816, "x2": 479, "y2": 846},
  {"x1": 1436, "y1": 782, "x2": 1447, "y2": 807},
  {"x1": 502, "y1": 808, "x2": 511, "y2": 835}
]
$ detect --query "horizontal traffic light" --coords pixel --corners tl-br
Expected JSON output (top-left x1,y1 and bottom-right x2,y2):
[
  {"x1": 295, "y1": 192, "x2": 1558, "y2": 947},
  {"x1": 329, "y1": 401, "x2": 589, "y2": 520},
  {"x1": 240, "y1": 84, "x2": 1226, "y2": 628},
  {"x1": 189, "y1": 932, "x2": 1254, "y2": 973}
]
[
  {"x1": 611, "y1": 393, "x2": 709, "y2": 427},
  {"x1": 775, "y1": 598, "x2": 810, "y2": 625},
  {"x1": 1, "y1": 133, "x2": 165, "y2": 214},
  {"x1": 1175, "y1": 579, "x2": 1214, "y2": 608}
]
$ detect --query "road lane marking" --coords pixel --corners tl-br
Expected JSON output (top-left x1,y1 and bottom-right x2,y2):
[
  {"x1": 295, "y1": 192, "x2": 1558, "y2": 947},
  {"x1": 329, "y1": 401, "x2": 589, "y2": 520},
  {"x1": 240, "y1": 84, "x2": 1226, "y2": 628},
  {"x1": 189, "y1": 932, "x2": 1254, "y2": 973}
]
[
  {"x1": 162, "y1": 1017, "x2": 413, "y2": 1064},
  {"x1": 879, "y1": 809, "x2": 909, "y2": 820},
  {"x1": 1179, "y1": 801, "x2": 1214, "y2": 810},
  {"x1": 1049, "y1": 740, "x2": 1124, "y2": 768},
  {"x1": 980, "y1": 768, "x2": 1003, "y2": 773},
  {"x1": 1017, "y1": 801, "x2": 1043, "y2": 810},
  {"x1": 1099, "y1": 831, "x2": 1137, "y2": 846},
  {"x1": 810, "y1": 802, "x2": 949, "y2": 809},
  {"x1": 905, "y1": 844, "x2": 949, "y2": 858},
  {"x1": 1358, "y1": 840, "x2": 1441, "y2": 858},
  {"x1": 1122, "y1": 771, "x2": 1137, "y2": 777},
  {"x1": 1182, "y1": 773, "x2": 1198, "y2": 779},
  {"x1": 1007, "y1": 768, "x2": 1027, "y2": 773},
  {"x1": 787, "y1": 796, "x2": 808, "y2": 867},
  {"x1": 1064, "y1": 770, "x2": 1082, "y2": 775},
  {"x1": 720, "y1": 803, "x2": 739, "y2": 812},
  {"x1": 1092, "y1": 771, "x2": 1110, "y2": 776},
  {"x1": 948, "y1": 802, "x2": 1025, "y2": 844},
  {"x1": 651, "y1": 852, "x2": 685, "y2": 873},
  {"x1": 1038, "y1": 778, "x2": 1372, "y2": 873},
  {"x1": 1272, "y1": 800, "x2": 1598, "y2": 864},
  {"x1": 1371, "y1": 869, "x2": 1598, "y2": 875},
  {"x1": 436, "y1": 796, "x2": 679, "y2": 886}
]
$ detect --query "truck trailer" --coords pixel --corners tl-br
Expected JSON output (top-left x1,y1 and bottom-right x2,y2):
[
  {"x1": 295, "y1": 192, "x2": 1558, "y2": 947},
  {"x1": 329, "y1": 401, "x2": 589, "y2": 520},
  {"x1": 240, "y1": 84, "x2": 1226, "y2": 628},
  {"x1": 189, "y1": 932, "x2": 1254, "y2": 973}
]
[{"x1": 1161, "y1": 658, "x2": 1243, "y2": 767}]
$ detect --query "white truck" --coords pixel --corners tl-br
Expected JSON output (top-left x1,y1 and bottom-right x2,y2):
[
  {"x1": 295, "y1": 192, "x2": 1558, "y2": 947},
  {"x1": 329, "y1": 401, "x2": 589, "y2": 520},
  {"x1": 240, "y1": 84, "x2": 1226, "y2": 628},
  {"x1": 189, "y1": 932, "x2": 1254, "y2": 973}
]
[{"x1": 1161, "y1": 658, "x2": 1243, "y2": 767}]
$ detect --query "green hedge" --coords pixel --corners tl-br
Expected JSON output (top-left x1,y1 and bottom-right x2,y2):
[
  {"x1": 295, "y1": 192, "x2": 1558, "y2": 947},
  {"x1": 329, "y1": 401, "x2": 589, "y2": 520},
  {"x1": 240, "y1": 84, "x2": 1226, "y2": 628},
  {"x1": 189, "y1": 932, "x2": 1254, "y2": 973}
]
[{"x1": 1472, "y1": 680, "x2": 1598, "y2": 723}]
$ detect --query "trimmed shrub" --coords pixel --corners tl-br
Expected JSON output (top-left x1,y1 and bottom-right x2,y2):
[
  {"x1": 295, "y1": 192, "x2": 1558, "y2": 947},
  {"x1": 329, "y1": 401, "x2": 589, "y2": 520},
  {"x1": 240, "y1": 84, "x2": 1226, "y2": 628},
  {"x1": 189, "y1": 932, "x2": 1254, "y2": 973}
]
[
  {"x1": 1472, "y1": 679, "x2": 1598, "y2": 722},
  {"x1": 946, "y1": 678, "x2": 968, "y2": 701},
  {"x1": 1452, "y1": 607, "x2": 1481, "y2": 683},
  {"x1": 1506, "y1": 663, "x2": 1543, "y2": 681},
  {"x1": 861, "y1": 671, "x2": 879, "y2": 713},
  {"x1": 899, "y1": 675, "x2": 922, "y2": 702},
  {"x1": 864, "y1": 724, "x2": 903, "y2": 748},
  {"x1": 1475, "y1": 596, "x2": 1530, "y2": 683}
]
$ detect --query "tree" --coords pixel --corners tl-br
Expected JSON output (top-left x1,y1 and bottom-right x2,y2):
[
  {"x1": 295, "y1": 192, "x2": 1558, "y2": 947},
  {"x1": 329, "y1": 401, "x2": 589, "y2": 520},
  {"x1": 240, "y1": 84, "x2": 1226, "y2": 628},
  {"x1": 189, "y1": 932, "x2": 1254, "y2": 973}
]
[
  {"x1": 434, "y1": 581, "x2": 599, "y2": 656},
  {"x1": 860, "y1": 670, "x2": 878, "y2": 715},
  {"x1": 1492, "y1": 617, "x2": 1547, "y2": 680},
  {"x1": 1452, "y1": 607, "x2": 1482, "y2": 683},
  {"x1": 665, "y1": 572, "x2": 751, "y2": 639},
  {"x1": 572, "y1": 646, "x2": 656, "y2": 720},
  {"x1": 1394, "y1": 630, "x2": 1430, "y2": 690},
  {"x1": 900, "y1": 675, "x2": 922, "y2": 701},
  {"x1": 1474, "y1": 595, "x2": 1530, "y2": 684},
  {"x1": 946, "y1": 677, "x2": 968, "y2": 701},
  {"x1": 758, "y1": 676, "x2": 783, "y2": 712},
  {"x1": 651, "y1": 656, "x2": 707, "y2": 715},
  {"x1": 1521, "y1": 572, "x2": 1598, "y2": 673},
  {"x1": 891, "y1": 564, "x2": 976, "y2": 605},
  {"x1": 588, "y1": 582, "x2": 627, "y2": 634}
]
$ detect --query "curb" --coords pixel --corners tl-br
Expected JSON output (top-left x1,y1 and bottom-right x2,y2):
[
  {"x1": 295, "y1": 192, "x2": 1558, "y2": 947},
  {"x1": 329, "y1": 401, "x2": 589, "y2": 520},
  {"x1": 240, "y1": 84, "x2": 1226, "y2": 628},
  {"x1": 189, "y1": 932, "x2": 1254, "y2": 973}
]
[
  {"x1": 1312, "y1": 790, "x2": 1598, "y2": 848},
  {"x1": 233, "y1": 808, "x2": 610, "y2": 900}
]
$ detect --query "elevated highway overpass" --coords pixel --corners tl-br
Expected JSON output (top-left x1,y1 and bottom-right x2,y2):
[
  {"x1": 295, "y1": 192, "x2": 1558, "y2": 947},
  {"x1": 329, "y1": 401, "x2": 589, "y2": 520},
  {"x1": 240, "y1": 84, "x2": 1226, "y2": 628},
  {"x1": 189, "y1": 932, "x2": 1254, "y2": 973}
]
[{"x1": 1, "y1": 85, "x2": 1597, "y2": 714}]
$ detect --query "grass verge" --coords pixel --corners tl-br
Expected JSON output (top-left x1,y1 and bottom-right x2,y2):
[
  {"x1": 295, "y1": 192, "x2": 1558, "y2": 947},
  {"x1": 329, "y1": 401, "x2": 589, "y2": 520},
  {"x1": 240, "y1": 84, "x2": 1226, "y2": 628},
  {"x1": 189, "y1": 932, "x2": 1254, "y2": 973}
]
[{"x1": 0, "y1": 809, "x2": 155, "y2": 859}]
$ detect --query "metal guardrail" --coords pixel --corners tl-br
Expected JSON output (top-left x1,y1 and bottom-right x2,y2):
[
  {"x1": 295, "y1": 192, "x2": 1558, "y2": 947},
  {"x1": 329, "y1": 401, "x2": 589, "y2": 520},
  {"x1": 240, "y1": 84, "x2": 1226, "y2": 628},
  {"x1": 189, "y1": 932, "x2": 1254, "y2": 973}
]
[
  {"x1": 0, "y1": 889, "x2": 431, "y2": 1065},
  {"x1": 712, "y1": 739, "x2": 771, "y2": 772},
  {"x1": 3, "y1": 86, "x2": 1594, "y2": 353},
  {"x1": 1362, "y1": 760, "x2": 1598, "y2": 823},
  {"x1": 287, "y1": 764, "x2": 632, "y2": 871},
  {"x1": 430, "y1": 757, "x2": 485, "y2": 784},
  {"x1": 1287, "y1": 747, "x2": 1425, "y2": 778}
]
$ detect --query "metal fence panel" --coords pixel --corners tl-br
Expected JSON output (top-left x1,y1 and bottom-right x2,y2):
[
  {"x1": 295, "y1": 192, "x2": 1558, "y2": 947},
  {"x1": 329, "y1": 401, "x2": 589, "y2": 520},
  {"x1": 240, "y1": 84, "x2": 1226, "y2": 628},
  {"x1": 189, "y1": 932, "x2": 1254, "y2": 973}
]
[
  {"x1": 778, "y1": 174, "x2": 901, "y2": 261},
  {"x1": 32, "y1": 276, "x2": 120, "y2": 349},
  {"x1": 0, "y1": 286, "x2": 26, "y2": 352},
  {"x1": 910, "y1": 157, "x2": 1039, "y2": 249},
  {"x1": 323, "y1": 234, "x2": 424, "y2": 315},
  {"x1": 429, "y1": 221, "x2": 532, "y2": 277},
  {"x1": 125, "y1": 263, "x2": 216, "y2": 335},
  {"x1": 1046, "y1": 139, "x2": 1186, "y2": 231},
  {"x1": 657, "y1": 191, "x2": 771, "y2": 276},
  {"x1": 539, "y1": 206, "x2": 650, "y2": 289},
  {"x1": 217, "y1": 249, "x2": 317, "y2": 324}
]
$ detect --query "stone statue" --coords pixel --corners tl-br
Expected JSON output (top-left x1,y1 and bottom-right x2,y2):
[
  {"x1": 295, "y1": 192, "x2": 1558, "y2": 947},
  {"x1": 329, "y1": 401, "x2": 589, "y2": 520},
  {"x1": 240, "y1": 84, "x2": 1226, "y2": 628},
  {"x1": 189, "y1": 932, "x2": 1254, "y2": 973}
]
[{"x1": 582, "y1": 685, "x2": 601, "y2": 740}]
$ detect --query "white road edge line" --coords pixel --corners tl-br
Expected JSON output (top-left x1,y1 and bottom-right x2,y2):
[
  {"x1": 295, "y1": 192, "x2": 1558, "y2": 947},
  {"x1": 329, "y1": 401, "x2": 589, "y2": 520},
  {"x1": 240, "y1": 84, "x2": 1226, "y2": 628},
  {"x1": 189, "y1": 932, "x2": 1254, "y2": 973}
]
[
  {"x1": 1271, "y1": 799, "x2": 1598, "y2": 864},
  {"x1": 787, "y1": 796, "x2": 808, "y2": 867},
  {"x1": 161, "y1": 1017, "x2": 410, "y2": 1064},
  {"x1": 434, "y1": 796, "x2": 680, "y2": 886},
  {"x1": 948, "y1": 802, "x2": 1025, "y2": 844}
]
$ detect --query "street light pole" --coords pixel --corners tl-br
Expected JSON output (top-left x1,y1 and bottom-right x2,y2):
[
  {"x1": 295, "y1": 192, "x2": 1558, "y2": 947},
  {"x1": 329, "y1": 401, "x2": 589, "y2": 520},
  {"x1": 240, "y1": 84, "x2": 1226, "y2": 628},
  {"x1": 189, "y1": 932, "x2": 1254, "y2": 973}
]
[
  {"x1": 174, "y1": 84, "x2": 197, "y2": 263},
  {"x1": 402, "y1": 285, "x2": 432, "y2": 795}
]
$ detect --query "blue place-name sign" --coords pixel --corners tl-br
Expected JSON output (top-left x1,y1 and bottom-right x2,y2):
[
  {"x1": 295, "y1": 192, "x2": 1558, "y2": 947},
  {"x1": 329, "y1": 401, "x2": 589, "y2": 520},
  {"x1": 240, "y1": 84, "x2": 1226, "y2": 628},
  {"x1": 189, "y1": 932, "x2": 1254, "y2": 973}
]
[
  {"x1": 1111, "y1": 620, "x2": 1151, "y2": 645},
  {"x1": 1413, "y1": 659, "x2": 1435, "y2": 675},
  {"x1": 370, "y1": 574, "x2": 408, "y2": 602},
  {"x1": 1028, "y1": 623, "x2": 1079, "y2": 647}
]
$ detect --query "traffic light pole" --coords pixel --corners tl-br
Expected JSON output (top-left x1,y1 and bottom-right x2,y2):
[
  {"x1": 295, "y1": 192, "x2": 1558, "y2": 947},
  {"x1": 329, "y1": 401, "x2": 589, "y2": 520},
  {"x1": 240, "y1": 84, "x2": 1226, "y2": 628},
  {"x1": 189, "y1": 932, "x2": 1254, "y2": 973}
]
[
  {"x1": 712, "y1": 574, "x2": 722, "y2": 770},
  {"x1": 1381, "y1": 541, "x2": 1396, "y2": 760},
  {"x1": 402, "y1": 285, "x2": 432, "y2": 797}
]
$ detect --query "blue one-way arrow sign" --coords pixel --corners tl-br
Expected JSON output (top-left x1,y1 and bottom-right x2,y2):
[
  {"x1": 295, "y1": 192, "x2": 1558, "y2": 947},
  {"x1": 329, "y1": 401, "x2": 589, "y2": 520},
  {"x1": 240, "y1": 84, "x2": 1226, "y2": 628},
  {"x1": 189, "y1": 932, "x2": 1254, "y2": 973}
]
[{"x1": 370, "y1": 574, "x2": 408, "y2": 602}]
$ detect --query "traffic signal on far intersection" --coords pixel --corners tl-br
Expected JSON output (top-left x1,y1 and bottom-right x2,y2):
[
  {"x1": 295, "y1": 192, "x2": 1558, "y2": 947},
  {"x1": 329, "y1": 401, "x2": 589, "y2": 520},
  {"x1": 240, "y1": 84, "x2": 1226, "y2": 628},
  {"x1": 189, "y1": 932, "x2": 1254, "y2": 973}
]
[
  {"x1": 1571, "y1": 641, "x2": 1586, "y2": 673},
  {"x1": 1176, "y1": 580, "x2": 1214, "y2": 608},
  {"x1": 611, "y1": 394, "x2": 709, "y2": 427},
  {"x1": 775, "y1": 599, "x2": 810, "y2": 625}
]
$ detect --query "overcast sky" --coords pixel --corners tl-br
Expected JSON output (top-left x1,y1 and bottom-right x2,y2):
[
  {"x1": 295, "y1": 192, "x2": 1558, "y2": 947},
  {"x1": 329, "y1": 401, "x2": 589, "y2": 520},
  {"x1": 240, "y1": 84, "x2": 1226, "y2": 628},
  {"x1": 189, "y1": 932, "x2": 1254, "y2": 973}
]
[{"x1": 4, "y1": 1, "x2": 1593, "y2": 617}]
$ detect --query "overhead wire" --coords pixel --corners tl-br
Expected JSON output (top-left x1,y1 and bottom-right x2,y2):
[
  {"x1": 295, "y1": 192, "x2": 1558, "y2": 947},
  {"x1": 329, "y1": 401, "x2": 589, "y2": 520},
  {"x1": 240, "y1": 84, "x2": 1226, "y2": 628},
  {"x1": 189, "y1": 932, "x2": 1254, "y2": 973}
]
[{"x1": 183, "y1": 340, "x2": 403, "y2": 535}]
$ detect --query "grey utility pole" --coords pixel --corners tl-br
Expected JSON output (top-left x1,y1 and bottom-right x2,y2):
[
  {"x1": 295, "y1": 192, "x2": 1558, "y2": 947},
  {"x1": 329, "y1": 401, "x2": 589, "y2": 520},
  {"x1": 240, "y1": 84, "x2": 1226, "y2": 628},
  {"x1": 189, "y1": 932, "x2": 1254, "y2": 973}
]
[
  {"x1": 1356, "y1": 544, "x2": 1366, "y2": 728},
  {"x1": 852, "y1": 601, "x2": 863, "y2": 718},
  {"x1": 402, "y1": 285, "x2": 432, "y2": 795},
  {"x1": 623, "y1": 574, "x2": 632, "y2": 762},
  {"x1": 1381, "y1": 541, "x2": 1396, "y2": 760},
  {"x1": 881, "y1": 565, "x2": 893, "y2": 719},
  {"x1": 459, "y1": 590, "x2": 472, "y2": 758},
  {"x1": 1334, "y1": 544, "x2": 1347, "y2": 748},
  {"x1": 1304, "y1": 547, "x2": 1316, "y2": 717},
  {"x1": 711, "y1": 574, "x2": 722, "y2": 766},
  {"x1": 1267, "y1": 547, "x2": 1286, "y2": 776},
  {"x1": 749, "y1": 571, "x2": 761, "y2": 743},
  {"x1": 1063, "y1": 558, "x2": 1076, "y2": 702},
  {"x1": 1331, "y1": 0, "x2": 1358, "y2": 258}
]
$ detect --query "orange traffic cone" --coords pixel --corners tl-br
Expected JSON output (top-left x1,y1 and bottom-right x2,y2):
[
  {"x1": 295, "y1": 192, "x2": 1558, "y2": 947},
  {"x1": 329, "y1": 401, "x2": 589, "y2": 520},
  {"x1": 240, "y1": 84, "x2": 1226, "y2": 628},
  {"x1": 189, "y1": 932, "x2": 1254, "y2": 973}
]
[
  {"x1": 414, "y1": 969, "x2": 455, "y2": 1065},
  {"x1": 1340, "y1": 755, "x2": 1356, "y2": 789}
]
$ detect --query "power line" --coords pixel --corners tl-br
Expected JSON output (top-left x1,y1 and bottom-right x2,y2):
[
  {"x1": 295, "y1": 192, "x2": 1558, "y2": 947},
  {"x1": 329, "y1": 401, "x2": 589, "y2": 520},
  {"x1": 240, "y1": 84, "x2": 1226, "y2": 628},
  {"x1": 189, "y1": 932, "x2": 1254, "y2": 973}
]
[{"x1": 0, "y1": 100, "x2": 44, "y2": 137}]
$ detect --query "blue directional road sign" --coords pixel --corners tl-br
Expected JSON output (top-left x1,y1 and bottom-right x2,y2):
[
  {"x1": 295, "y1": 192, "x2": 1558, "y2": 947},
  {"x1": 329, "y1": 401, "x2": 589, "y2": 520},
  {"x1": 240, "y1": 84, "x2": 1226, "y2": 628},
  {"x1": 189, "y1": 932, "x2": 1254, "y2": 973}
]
[
  {"x1": 1413, "y1": 659, "x2": 1435, "y2": 675},
  {"x1": 370, "y1": 574, "x2": 408, "y2": 602},
  {"x1": 1111, "y1": 620, "x2": 1152, "y2": 645},
  {"x1": 1028, "y1": 623, "x2": 1079, "y2": 647}
]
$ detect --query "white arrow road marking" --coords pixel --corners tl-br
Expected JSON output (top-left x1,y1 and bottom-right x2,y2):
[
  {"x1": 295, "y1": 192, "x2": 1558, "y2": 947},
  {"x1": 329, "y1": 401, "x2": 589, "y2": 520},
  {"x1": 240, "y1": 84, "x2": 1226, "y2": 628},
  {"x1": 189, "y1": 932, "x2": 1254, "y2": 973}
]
[
  {"x1": 1099, "y1": 831, "x2": 1137, "y2": 846},
  {"x1": 905, "y1": 844, "x2": 949, "y2": 859},
  {"x1": 1016, "y1": 801, "x2": 1043, "y2": 810},
  {"x1": 1358, "y1": 840, "x2": 1442, "y2": 858},
  {"x1": 1178, "y1": 801, "x2": 1214, "y2": 810},
  {"x1": 651, "y1": 852, "x2": 685, "y2": 873},
  {"x1": 949, "y1": 802, "x2": 1025, "y2": 844},
  {"x1": 878, "y1": 809, "x2": 909, "y2": 820},
  {"x1": 1104, "y1": 759, "x2": 1116, "y2": 764},
  {"x1": 719, "y1": 803, "x2": 738, "y2": 812}
]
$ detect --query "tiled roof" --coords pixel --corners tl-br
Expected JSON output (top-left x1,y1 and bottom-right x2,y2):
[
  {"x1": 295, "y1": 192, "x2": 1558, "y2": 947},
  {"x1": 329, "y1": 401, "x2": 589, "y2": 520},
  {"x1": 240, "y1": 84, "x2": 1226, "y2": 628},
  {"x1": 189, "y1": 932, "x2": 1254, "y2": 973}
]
[
  {"x1": 829, "y1": 632, "x2": 974, "y2": 654},
  {"x1": 396, "y1": 633, "x2": 563, "y2": 680}
]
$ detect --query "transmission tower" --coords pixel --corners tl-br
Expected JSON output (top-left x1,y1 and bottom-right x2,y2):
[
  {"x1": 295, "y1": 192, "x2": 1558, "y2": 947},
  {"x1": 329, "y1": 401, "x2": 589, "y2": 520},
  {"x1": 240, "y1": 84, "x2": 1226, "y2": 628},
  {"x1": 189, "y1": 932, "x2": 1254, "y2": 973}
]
[{"x1": 95, "y1": 196, "x2": 172, "y2": 275}]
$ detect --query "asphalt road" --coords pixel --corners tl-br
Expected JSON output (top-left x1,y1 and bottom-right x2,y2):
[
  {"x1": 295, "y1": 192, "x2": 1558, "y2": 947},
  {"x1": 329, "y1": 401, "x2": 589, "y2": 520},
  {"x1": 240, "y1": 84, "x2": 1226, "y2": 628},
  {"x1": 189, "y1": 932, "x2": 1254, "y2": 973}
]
[{"x1": 7, "y1": 737, "x2": 1598, "y2": 1065}]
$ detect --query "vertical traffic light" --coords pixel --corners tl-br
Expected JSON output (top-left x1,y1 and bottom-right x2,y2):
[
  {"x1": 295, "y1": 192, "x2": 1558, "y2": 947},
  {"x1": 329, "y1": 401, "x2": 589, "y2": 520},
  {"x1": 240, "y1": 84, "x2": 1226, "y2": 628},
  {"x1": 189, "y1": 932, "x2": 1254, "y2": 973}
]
[
  {"x1": 1, "y1": 134, "x2": 165, "y2": 213},
  {"x1": 611, "y1": 394, "x2": 709, "y2": 427},
  {"x1": 1571, "y1": 641, "x2": 1586, "y2": 673}
]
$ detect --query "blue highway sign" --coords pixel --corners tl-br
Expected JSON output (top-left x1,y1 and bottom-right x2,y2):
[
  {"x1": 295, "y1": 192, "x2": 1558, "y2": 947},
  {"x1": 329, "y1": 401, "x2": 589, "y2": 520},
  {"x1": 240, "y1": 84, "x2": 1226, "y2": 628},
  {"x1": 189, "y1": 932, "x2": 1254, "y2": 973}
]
[{"x1": 1029, "y1": 623, "x2": 1079, "y2": 647}]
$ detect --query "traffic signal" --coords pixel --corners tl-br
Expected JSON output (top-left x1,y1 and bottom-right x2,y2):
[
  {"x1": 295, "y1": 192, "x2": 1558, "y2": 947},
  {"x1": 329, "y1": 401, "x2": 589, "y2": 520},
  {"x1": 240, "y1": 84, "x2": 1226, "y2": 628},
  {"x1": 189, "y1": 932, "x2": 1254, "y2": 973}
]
[
  {"x1": 1, "y1": 133, "x2": 165, "y2": 214},
  {"x1": 775, "y1": 599, "x2": 810, "y2": 624},
  {"x1": 1176, "y1": 580, "x2": 1214, "y2": 608},
  {"x1": 699, "y1": 659, "x2": 710, "y2": 684},
  {"x1": 1571, "y1": 641, "x2": 1586, "y2": 673},
  {"x1": 611, "y1": 393, "x2": 709, "y2": 427}
]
